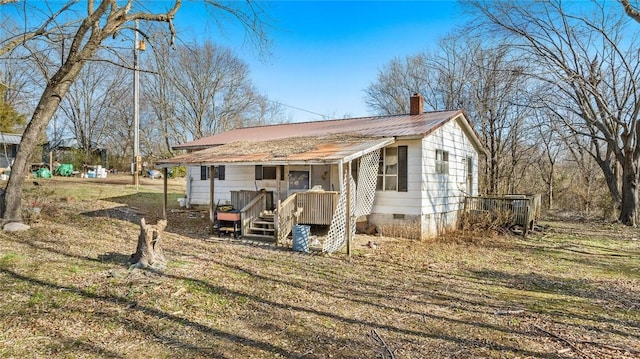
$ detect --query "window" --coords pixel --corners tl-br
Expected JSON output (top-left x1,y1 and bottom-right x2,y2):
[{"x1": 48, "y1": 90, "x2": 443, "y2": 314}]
[
  {"x1": 435, "y1": 150, "x2": 449, "y2": 175},
  {"x1": 377, "y1": 146, "x2": 408, "y2": 192},
  {"x1": 200, "y1": 165, "x2": 225, "y2": 180},
  {"x1": 465, "y1": 156, "x2": 473, "y2": 195},
  {"x1": 289, "y1": 170, "x2": 310, "y2": 190},
  {"x1": 255, "y1": 165, "x2": 284, "y2": 180}
]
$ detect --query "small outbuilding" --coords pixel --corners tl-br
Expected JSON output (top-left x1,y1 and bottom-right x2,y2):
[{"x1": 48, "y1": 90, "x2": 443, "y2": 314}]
[{"x1": 0, "y1": 132, "x2": 20, "y2": 169}]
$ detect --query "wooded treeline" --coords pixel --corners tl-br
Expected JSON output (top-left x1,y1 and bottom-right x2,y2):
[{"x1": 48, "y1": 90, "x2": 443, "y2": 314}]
[
  {"x1": 366, "y1": 0, "x2": 640, "y2": 223},
  {"x1": 2, "y1": 22, "x2": 283, "y2": 169},
  {"x1": 2, "y1": 0, "x2": 640, "y2": 224},
  {"x1": 0, "y1": 0, "x2": 275, "y2": 222}
]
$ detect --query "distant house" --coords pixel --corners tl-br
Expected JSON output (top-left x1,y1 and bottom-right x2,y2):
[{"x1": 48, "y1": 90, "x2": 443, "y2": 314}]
[
  {"x1": 157, "y1": 94, "x2": 485, "y2": 251},
  {"x1": 43, "y1": 138, "x2": 108, "y2": 168},
  {"x1": 0, "y1": 132, "x2": 21, "y2": 168}
]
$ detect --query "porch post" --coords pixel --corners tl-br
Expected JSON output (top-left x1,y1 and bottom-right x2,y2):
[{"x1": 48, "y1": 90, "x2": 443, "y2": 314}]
[
  {"x1": 276, "y1": 165, "x2": 281, "y2": 204},
  {"x1": 345, "y1": 161, "x2": 352, "y2": 256},
  {"x1": 162, "y1": 167, "x2": 168, "y2": 219},
  {"x1": 209, "y1": 165, "x2": 215, "y2": 234},
  {"x1": 338, "y1": 161, "x2": 344, "y2": 193}
]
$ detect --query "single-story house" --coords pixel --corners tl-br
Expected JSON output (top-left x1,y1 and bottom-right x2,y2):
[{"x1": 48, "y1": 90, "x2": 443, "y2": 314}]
[
  {"x1": 0, "y1": 132, "x2": 21, "y2": 169},
  {"x1": 156, "y1": 94, "x2": 486, "y2": 252}
]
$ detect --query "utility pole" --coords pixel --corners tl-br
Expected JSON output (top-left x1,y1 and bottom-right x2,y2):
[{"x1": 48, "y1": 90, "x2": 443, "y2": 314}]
[{"x1": 133, "y1": 20, "x2": 141, "y2": 189}]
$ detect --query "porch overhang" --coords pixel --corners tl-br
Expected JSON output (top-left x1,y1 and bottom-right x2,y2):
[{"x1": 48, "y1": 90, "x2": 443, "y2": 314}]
[{"x1": 156, "y1": 135, "x2": 395, "y2": 168}]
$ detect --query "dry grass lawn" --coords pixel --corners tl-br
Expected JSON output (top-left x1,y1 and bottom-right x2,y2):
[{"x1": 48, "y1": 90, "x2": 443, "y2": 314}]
[{"x1": 0, "y1": 175, "x2": 639, "y2": 358}]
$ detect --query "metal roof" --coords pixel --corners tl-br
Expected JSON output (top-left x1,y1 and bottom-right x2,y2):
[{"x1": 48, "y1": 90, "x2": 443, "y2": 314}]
[
  {"x1": 175, "y1": 110, "x2": 467, "y2": 151},
  {"x1": 48, "y1": 137, "x2": 103, "y2": 150},
  {"x1": 158, "y1": 109, "x2": 486, "y2": 167},
  {"x1": 157, "y1": 136, "x2": 395, "y2": 167},
  {"x1": 0, "y1": 133, "x2": 21, "y2": 145}
]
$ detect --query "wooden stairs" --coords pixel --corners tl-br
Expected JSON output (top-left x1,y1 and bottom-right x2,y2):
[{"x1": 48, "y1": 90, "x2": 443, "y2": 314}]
[{"x1": 243, "y1": 211, "x2": 276, "y2": 241}]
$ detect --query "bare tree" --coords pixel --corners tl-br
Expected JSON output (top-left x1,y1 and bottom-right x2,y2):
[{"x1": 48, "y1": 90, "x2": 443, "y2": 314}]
[
  {"x1": 621, "y1": 0, "x2": 640, "y2": 23},
  {"x1": 466, "y1": 44, "x2": 531, "y2": 194},
  {"x1": 531, "y1": 111, "x2": 563, "y2": 209},
  {"x1": 364, "y1": 36, "x2": 531, "y2": 195},
  {"x1": 466, "y1": 0, "x2": 640, "y2": 225},
  {"x1": 364, "y1": 55, "x2": 433, "y2": 114},
  {"x1": 145, "y1": 40, "x2": 281, "y2": 146},
  {"x1": 56, "y1": 62, "x2": 129, "y2": 161},
  {"x1": 0, "y1": 0, "x2": 268, "y2": 223}
]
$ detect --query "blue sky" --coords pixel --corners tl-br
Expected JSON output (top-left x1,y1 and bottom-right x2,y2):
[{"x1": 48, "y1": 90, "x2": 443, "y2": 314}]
[{"x1": 172, "y1": 1, "x2": 467, "y2": 122}]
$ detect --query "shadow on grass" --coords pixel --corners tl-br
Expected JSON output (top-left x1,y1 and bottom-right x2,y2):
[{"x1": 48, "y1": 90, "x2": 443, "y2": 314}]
[
  {"x1": 50, "y1": 334, "x2": 126, "y2": 359},
  {"x1": 81, "y1": 192, "x2": 170, "y2": 223},
  {"x1": 0, "y1": 236, "x2": 559, "y2": 358},
  {"x1": 205, "y1": 254, "x2": 534, "y2": 336},
  {"x1": 82, "y1": 206, "x2": 143, "y2": 225},
  {"x1": 0, "y1": 267, "x2": 291, "y2": 358},
  {"x1": 97, "y1": 252, "x2": 131, "y2": 266},
  {"x1": 80, "y1": 191, "x2": 211, "y2": 240},
  {"x1": 469, "y1": 268, "x2": 640, "y2": 331},
  {"x1": 100, "y1": 192, "x2": 180, "y2": 207},
  {"x1": 155, "y1": 270, "x2": 558, "y2": 358}
]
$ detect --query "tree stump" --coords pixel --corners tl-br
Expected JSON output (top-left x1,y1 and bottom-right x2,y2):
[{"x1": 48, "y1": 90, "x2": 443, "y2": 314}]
[{"x1": 129, "y1": 218, "x2": 167, "y2": 270}]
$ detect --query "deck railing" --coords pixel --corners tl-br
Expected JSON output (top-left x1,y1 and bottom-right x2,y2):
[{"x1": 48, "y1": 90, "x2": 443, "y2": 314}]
[
  {"x1": 463, "y1": 194, "x2": 541, "y2": 236},
  {"x1": 231, "y1": 190, "x2": 273, "y2": 210},
  {"x1": 240, "y1": 193, "x2": 267, "y2": 237},
  {"x1": 274, "y1": 191, "x2": 338, "y2": 244},
  {"x1": 296, "y1": 191, "x2": 339, "y2": 225},
  {"x1": 276, "y1": 194, "x2": 297, "y2": 245}
]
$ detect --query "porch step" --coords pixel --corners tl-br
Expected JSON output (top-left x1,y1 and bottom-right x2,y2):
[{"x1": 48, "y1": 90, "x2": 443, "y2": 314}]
[
  {"x1": 245, "y1": 211, "x2": 276, "y2": 239},
  {"x1": 253, "y1": 220, "x2": 275, "y2": 226},
  {"x1": 249, "y1": 226, "x2": 275, "y2": 233},
  {"x1": 242, "y1": 233, "x2": 275, "y2": 242}
]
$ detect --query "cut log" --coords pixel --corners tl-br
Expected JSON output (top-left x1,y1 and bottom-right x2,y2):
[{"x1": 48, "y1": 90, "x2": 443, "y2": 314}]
[{"x1": 129, "y1": 218, "x2": 167, "y2": 270}]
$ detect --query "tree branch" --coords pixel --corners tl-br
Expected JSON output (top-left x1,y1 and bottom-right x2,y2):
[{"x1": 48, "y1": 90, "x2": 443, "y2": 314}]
[
  {"x1": 621, "y1": 0, "x2": 640, "y2": 23},
  {"x1": 0, "y1": 0, "x2": 77, "y2": 56}
]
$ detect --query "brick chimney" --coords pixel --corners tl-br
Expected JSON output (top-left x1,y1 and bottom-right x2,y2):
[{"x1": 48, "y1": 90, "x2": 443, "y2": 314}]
[{"x1": 410, "y1": 93, "x2": 423, "y2": 115}]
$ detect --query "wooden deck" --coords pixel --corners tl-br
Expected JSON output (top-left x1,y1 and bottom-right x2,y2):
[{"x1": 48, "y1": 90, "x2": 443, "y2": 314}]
[
  {"x1": 463, "y1": 194, "x2": 541, "y2": 236},
  {"x1": 275, "y1": 191, "x2": 339, "y2": 243},
  {"x1": 295, "y1": 191, "x2": 339, "y2": 225},
  {"x1": 227, "y1": 190, "x2": 339, "y2": 243}
]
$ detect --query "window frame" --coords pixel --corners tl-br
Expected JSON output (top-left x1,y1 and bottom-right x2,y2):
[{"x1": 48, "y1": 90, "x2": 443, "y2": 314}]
[
  {"x1": 376, "y1": 146, "x2": 408, "y2": 192},
  {"x1": 255, "y1": 165, "x2": 284, "y2": 180},
  {"x1": 200, "y1": 165, "x2": 225, "y2": 180},
  {"x1": 435, "y1": 149, "x2": 449, "y2": 175}
]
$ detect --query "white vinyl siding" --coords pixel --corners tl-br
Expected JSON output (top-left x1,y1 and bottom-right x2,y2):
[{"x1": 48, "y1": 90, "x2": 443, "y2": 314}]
[
  {"x1": 371, "y1": 140, "x2": 423, "y2": 216},
  {"x1": 183, "y1": 114, "x2": 481, "y2": 239},
  {"x1": 421, "y1": 115, "x2": 478, "y2": 219}
]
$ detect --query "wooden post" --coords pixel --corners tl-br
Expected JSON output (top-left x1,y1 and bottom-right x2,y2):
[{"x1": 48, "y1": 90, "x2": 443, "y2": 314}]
[
  {"x1": 338, "y1": 161, "x2": 343, "y2": 192},
  {"x1": 523, "y1": 198, "x2": 531, "y2": 238},
  {"x1": 209, "y1": 165, "x2": 215, "y2": 234},
  {"x1": 275, "y1": 199, "x2": 281, "y2": 246},
  {"x1": 276, "y1": 165, "x2": 281, "y2": 204},
  {"x1": 162, "y1": 167, "x2": 168, "y2": 220},
  {"x1": 345, "y1": 161, "x2": 352, "y2": 256}
]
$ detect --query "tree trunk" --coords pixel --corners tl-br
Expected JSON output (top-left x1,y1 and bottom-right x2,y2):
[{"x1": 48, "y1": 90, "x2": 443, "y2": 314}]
[
  {"x1": 3, "y1": 85, "x2": 74, "y2": 222},
  {"x1": 548, "y1": 167, "x2": 554, "y2": 210},
  {"x1": 130, "y1": 218, "x2": 168, "y2": 270},
  {"x1": 618, "y1": 158, "x2": 638, "y2": 226},
  {"x1": 2, "y1": 0, "x2": 182, "y2": 224}
]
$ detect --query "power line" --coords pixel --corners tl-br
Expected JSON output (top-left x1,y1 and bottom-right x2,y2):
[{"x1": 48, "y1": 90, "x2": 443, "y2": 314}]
[{"x1": 269, "y1": 100, "x2": 331, "y2": 120}]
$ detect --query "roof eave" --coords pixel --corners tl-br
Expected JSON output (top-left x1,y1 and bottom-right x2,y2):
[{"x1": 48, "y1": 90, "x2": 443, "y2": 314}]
[{"x1": 156, "y1": 137, "x2": 396, "y2": 168}]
